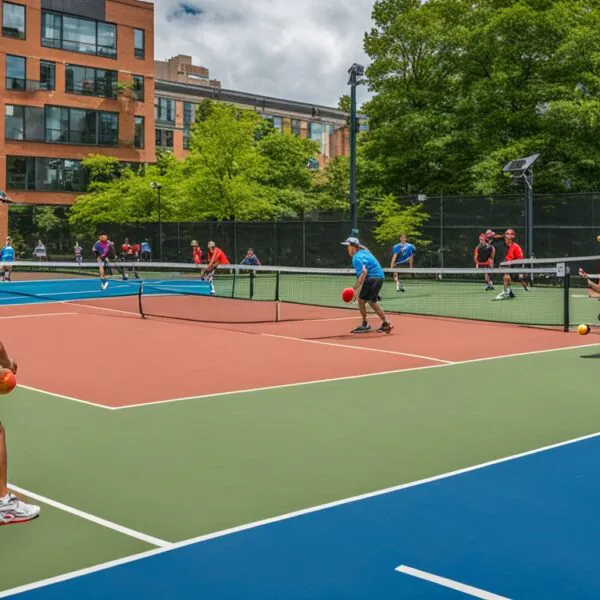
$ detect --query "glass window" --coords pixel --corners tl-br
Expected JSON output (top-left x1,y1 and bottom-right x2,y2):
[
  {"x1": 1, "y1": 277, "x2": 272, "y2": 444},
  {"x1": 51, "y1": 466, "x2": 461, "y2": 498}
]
[
  {"x1": 39, "y1": 61, "x2": 55, "y2": 91},
  {"x1": 2, "y1": 2, "x2": 25, "y2": 39},
  {"x1": 24, "y1": 107, "x2": 44, "y2": 141},
  {"x1": 98, "y1": 112, "x2": 118, "y2": 146},
  {"x1": 272, "y1": 116, "x2": 282, "y2": 131},
  {"x1": 62, "y1": 15, "x2": 96, "y2": 55},
  {"x1": 132, "y1": 75, "x2": 144, "y2": 101},
  {"x1": 309, "y1": 122, "x2": 326, "y2": 154},
  {"x1": 183, "y1": 128, "x2": 191, "y2": 150},
  {"x1": 41, "y1": 11, "x2": 116, "y2": 58},
  {"x1": 7, "y1": 156, "x2": 34, "y2": 189},
  {"x1": 5, "y1": 54, "x2": 25, "y2": 90},
  {"x1": 292, "y1": 119, "x2": 302, "y2": 137},
  {"x1": 97, "y1": 22, "x2": 116, "y2": 58},
  {"x1": 134, "y1": 28, "x2": 144, "y2": 58},
  {"x1": 41, "y1": 11, "x2": 61, "y2": 48},
  {"x1": 63, "y1": 160, "x2": 83, "y2": 191},
  {"x1": 66, "y1": 65, "x2": 116, "y2": 98},
  {"x1": 134, "y1": 116, "x2": 144, "y2": 149},
  {"x1": 183, "y1": 102, "x2": 195, "y2": 126},
  {"x1": 5, "y1": 105, "x2": 24, "y2": 140},
  {"x1": 45, "y1": 106, "x2": 69, "y2": 143},
  {"x1": 165, "y1": 130, "x2": 173, "y2": 147},
  {"x1": 69, "y1": 108, "x2": 96, "y2": 144},
  {"x1": 155, "y1": 97, "x2": 175, "y2": 123},
  {"x1": 155, "y1": 129, "x2": 173, "y2": 148}
]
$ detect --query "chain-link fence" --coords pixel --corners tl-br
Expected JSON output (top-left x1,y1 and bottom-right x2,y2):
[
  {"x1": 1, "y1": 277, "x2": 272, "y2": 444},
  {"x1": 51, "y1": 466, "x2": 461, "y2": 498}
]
[{"x1": 7, "y1": 192, "x2": 600, "y2": 267}]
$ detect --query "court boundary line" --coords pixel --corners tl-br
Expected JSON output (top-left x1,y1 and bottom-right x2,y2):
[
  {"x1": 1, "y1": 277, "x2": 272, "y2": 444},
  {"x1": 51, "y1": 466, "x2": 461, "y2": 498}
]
[
  {"x1": 0, "y1": 312, "x2": 78, "y2": 320},
  {"x1": 2, "y1": 429, "x2": 598, "y2": 598},
  {"x1": 395, "y1": 565, "x2": 509, "y2": 600},
  {"x1": 17, "y1": 384, "x2": 115, "y2": 411},
  {"x1": 112, "y1": 341, "x2": 600, "y2": 411},
  {"x1": 261, "y1": 333, "x2": 454, "y2": 364},
  {"x1": 7, "y1": 483, "x2": 170, "y2": 548}
]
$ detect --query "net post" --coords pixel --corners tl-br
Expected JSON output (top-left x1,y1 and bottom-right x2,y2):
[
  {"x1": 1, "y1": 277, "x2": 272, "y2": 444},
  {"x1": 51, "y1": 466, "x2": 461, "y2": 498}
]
[
  {"x1": 275, "y1": 270, "x2": 281, "y2": 322},
  {"x1": 249, "y1": 268, "x2": 255, "y2": 300},
  {"x1": 138, "y1": 281, "x2": 146, "y2": 319},
  {"x1": 231, "y1": 266, "x2": 236, "y2": 299},
  {"x1": 561, "y1": 263, "x2": 570, "y2": 332}
]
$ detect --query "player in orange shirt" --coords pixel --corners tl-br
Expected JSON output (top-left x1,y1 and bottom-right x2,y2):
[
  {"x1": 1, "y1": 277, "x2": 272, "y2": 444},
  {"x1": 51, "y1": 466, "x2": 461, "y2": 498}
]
[
  {"x1": 202, "y1": 241, "x2": 230, "y2": 294},
  {"x1": 494, "y1": 229, "x2": 530, "y2": 300},
  {"x1": 191, "y1": 240, "x2": 203, "y2": 265}
]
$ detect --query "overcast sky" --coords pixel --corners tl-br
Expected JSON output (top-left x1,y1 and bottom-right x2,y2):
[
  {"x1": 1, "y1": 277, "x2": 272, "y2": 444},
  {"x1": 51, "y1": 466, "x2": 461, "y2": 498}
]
[{"x1": 150, "y1": 0, "x2": 374, "y2": 108}]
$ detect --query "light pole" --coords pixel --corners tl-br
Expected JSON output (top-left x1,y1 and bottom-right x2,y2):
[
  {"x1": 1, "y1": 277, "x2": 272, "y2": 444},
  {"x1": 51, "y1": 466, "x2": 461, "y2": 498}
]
[
  {"x1": 502, "y1": 154, "x2": 539, "y2": 257},
  {"x1": 0, "y1": 191, "x2": 13, "y2": 242},
  {"x1": 150, "y1": 182, "x2": 163, "y2": 261},
  {"x1": 348, "y1": 63, "x2": 365, "y2": 237}
]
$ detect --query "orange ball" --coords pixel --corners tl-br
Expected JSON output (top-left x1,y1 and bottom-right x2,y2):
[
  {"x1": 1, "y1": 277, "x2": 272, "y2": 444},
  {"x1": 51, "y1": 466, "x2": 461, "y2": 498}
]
[
  {"x1": 0, "y1": 369, "x2": 16, "y2": 395},
  {"x1": 578, "y1": 324, "x2": 591, "y2": 336}
]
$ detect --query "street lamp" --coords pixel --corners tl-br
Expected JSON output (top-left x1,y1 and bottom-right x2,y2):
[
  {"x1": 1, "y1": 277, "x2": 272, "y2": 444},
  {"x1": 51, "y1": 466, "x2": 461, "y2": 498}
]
[
  {"x1": 149, "y1": 181, "x2": 163, "y2": 261},
  {"x1": 503, "y1": 154, "x2": 539, "y2": 257},
  {"x1": 348, "y1": 63, "x2": 366, "y2": 237}
]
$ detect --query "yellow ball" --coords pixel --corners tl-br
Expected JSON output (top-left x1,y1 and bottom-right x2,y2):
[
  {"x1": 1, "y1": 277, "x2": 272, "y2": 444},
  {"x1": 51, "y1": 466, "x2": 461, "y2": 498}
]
[
  {"x1": 597, "y1": 235, "x2": 600, "y2": 242},
  {"x1": 578, "y1": 324, "x2": 591, "y2": 336}
]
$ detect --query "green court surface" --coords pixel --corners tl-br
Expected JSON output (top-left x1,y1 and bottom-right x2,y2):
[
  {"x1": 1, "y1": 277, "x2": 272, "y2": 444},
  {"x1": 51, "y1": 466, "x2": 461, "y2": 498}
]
[{"x1": 2, "y1": 344, "x2": 599, "y2": 593}]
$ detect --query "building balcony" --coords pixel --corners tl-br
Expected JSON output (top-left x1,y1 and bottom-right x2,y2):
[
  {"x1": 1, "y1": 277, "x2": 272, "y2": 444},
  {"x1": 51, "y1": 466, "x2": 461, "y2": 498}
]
[{"x1": 5, "y1": 78, "x2": 42, "y2": 92}]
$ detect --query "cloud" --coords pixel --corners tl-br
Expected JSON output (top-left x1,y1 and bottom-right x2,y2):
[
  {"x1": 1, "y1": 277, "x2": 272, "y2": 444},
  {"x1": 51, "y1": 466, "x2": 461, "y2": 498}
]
[{"x1": 151, "y1": 0, "x2": 373, "y2": 107}]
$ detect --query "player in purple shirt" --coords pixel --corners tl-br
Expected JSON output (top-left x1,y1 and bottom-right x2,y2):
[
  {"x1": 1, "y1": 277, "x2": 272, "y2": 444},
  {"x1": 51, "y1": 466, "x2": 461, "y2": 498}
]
[{"x1": 92, "y1": 233, "x2": 115, "y2": 290}]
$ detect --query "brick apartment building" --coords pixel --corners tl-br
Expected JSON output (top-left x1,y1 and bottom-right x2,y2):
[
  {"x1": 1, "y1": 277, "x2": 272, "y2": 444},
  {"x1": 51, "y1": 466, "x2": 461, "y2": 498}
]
[
  {"x1": 154, "y1": 55, "x2": 350, "y2": 168},
  {"x1": 0, "y1": 0, "x2": 155, "y2": 238}
]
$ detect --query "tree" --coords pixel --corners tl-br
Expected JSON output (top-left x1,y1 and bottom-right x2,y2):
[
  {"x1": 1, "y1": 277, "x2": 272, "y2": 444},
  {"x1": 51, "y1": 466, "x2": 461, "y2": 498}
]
[
  {"x1": 362, "y1": 0, "x2": 600, "y2": 196},
  {"x1": 371, "y1": 194, "x2": 430, "y2": 247},
  {"x1": 338, "y1": 95, "x2": 351, "y2": 113}
]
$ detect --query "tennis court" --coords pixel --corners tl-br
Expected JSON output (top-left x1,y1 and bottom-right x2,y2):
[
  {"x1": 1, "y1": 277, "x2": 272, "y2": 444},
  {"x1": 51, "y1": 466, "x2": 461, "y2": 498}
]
[{"x1": 1, "y1": 260, "x2": 599, "y2": 599}]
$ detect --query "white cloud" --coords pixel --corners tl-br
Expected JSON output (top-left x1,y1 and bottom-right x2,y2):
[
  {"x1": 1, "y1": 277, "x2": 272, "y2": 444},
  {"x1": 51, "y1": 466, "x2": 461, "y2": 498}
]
[{"x1": 150, "y1": 0, "x2": 373, "y2": 107}]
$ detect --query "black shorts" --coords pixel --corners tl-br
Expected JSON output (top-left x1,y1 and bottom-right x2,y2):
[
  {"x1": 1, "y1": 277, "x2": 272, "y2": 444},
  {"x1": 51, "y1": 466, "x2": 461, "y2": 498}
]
[{"x1": 359, "y1": 277, "x2": 384, "y2": 303}]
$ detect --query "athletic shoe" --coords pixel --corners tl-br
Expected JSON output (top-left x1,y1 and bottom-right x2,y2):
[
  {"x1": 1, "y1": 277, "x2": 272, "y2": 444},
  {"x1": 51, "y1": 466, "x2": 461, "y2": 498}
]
[
  {"x1": 0, "y1": 494, "x2": 40, "y2": 525},
  {"x1": 509, "y1": 290, "x2": 516, "y2": 298},
  {"x1": 485, "y1": 284, "x2": 494, "y2": 291},
  {"x1": 493, "y1": 291, "x2": 509, "y2": 301},
  {"x1": 377, "y1": 322, "x2": 393, "y2": 334},
  {"x1": 351, "y1": 323, "x2": 372, "y2": 334},
  {"x1": 101, "y1": 281, "x2": 109, "y2": 291}
]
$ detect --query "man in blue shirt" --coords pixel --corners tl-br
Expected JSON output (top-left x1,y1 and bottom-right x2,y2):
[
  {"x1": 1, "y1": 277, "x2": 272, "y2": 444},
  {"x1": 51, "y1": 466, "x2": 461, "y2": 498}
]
[
  {"x1": 0, "y1": 237, "x2": 15, "y2": 282},
  {"x1": 390, "y1": 234, "x2": 416, "y2": 293},
  {"x1": 342, "y1": 237, "x2": 392, "y2": 334},
  {"x1": 241, "y1": 248, "x2": 261, "y2": 266}
]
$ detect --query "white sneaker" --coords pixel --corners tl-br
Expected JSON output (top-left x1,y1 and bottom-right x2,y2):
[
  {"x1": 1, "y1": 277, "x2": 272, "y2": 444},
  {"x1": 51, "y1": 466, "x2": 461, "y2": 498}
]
[
  {"x1": 101, "y1": 281, "x2": 109, "y2": 290},
  {"x1": 493, "y1": 290, "x2": 509, "y2": 301},
  {"x1": 0, "y1": 494, "x2": 41, "y2": 525}
]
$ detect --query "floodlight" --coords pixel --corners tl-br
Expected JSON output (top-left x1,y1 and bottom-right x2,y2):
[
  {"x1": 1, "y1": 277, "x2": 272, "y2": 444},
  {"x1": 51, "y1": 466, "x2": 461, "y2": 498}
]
[{"x1": 503, "y1": 154, "x2": 539, "y2": 174}]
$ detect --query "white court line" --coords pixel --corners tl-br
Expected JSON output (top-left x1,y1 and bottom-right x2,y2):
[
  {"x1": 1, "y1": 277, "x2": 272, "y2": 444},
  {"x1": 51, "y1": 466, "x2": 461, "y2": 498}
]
[
  {"x1": 7, "y1": 483, "x2": 169, "y2": 548},
  {"x1": 261, "y1": 333, "x2": 454, "y2": 364},
  {"x1": 113, "y1": 341, "x2": 600, "y2": 411},
  {"x1": 2, "y1": 430, "x2": 598, "y2": 599},
  {"x1": 16, "y1": 384, "x2": 114, "y2": 411},
  {"x1": 0, "y1": 312, "x2": 78, "y2": 320},
  {"x1": 396, "y1": 565, "x2": 510, "y2": 600}
]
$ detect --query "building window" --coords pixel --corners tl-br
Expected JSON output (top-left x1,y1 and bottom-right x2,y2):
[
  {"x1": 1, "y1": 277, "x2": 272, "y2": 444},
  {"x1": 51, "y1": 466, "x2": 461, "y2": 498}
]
[
  {"x1": 66, "y1": 64, "x2": 117, "y2": 98},
  {"x1": 134, "y1": 28, "x2": 144, "y2": 59},
  {"x1": 273, "y1": 116, "x2": 282, "y2": 131},
  {"x1": 132, "y1": 75, "x2": 144, "y2": 101},
  {"x1": 7, "y1": 156, "x2": 86, "y2": 192},
  {"x1": 45, "y1": 106, "x2": 118, "y2": 146},
  {"x1": 134, "y1": 116, "x2": 144, "y2": 149},
  {"x1": 41, "y1": 11, "x2": 117, "y2": 58},
  {"x1": 5, "y1": 54, "x2": 25, "y2": 90},
  {"x1": 39, "y1": 61, "x2": 55, "y2": 91},
  {"x1": 2, "y1": 2, "x2": 25, "y2": 39},
  {"x1": 5, "y1": 105, "x2": 23, "y2": 139},
  {"x1": 155, "y1": 97, "x2": 175, "y2": 124},
  {"x1": 155, "y1": 129, "x2": 173, "y2": 148},
  {"x1": 183, "y1": 102, "x2": 196, "y2": 126},
  {"x1": 309, "y1": 122, "x2": 331, "y2": 155},
  {"x1": 292, "y1": 119, "x2": 302, "y2": 137},
  {"x1": 183, "y1": 128, "x2": 191, "y2": 150}
]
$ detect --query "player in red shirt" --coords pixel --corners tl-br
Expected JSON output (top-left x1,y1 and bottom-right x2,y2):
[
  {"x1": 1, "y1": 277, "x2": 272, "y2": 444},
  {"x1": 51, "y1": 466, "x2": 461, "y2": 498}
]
[
  {"x1": 494, "y1": 229, "x2": 529, "y2": 300},
  {"x1": 191, "y1": 240, "x2": 203, "y2": 265},
  {"x1": 202, "y1": 241, "x2": 230, "y2": 293}
]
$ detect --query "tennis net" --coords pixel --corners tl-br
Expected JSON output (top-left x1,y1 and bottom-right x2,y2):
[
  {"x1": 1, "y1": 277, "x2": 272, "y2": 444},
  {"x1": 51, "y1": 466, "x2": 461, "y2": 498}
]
[{"x1": 0, "y1": 260, "x2": 583, "y2": 328}]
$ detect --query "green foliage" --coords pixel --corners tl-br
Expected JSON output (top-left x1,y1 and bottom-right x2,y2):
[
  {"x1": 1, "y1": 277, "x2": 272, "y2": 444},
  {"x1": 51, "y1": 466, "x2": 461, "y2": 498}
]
[
  {"x1": 71, "y1": 102, "x2": 338, "y2": 230},
  {"x1": 372, "y1": 194, "x2": 430, "y2": 246},
  {"x1": 362, "y1": 0, "x2": 600, "y2": 195},
  {"x1": 315, "y1": 156, "x2": 351, "y2": 212},
  {"x1": 338, "y1": 95, "x2": 351, "y2": 113}
]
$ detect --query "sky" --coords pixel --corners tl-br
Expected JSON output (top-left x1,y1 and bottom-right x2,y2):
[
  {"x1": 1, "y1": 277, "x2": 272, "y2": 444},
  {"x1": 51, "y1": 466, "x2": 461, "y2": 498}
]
[{"x1": 149, "y1": 0, "x2": 374, "y2": 108}]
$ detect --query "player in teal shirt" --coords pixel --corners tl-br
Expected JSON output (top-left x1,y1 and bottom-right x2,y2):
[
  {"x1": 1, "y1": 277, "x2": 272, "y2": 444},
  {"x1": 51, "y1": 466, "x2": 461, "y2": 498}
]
[
  {"x1": 0, "y1": 236, "x2": 15, "y2": 282},
  {"x1": 342, "y1": 237, "x2": 392, "y2": 334}
]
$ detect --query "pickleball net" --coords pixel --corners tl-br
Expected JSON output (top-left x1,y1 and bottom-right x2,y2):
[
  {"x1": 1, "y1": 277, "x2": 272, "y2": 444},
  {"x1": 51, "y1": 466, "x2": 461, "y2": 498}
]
[{"x1": 0, "y1": 260, "x2": 582, "y2": 328}]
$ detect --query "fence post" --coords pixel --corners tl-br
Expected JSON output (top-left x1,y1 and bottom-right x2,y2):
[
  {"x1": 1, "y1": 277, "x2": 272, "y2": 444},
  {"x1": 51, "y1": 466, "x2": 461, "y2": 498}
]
[
  {"x1": 562, "y1": 264, "x2": 570, "y2": 332},
  {"x1": 440, "y1": 195, "x2": 444, "y2": 269},
  {"x1": 302, "y1": 213, "x2": 306, "y2": 267}
]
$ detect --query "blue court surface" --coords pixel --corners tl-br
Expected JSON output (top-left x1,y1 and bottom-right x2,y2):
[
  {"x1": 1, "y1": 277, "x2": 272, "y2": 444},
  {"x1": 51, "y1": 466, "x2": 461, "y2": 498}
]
[
  {"x1": 6, "y1": 434, "x2": 600, "y2": 599},
  {"x1": 0, "y1": 276, "x2": 211, "y2": 306}
]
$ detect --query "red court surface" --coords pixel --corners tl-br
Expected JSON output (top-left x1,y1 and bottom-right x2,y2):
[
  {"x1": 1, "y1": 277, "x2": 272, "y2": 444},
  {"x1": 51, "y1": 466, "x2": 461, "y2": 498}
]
[{"x1": 0, "y1": 300, "x2": 596, "y2": 409}]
